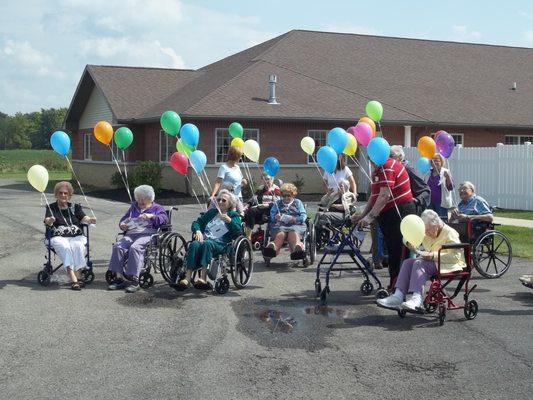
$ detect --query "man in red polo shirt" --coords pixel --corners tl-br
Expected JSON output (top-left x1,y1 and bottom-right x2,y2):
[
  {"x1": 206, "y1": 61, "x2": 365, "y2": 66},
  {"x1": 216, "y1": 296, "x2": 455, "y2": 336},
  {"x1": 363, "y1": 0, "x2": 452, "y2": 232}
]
[{"x1": 352, "y1": 156, "x2": 416, "y2": 287}]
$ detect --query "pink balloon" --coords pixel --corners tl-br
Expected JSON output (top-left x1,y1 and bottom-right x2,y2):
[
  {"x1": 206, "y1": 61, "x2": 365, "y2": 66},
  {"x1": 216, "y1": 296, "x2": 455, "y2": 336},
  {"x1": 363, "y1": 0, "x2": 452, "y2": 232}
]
[
  {"x1": 170, "y1": 152, "x2": 188, "y2": 175},
  {"x1": 347, "y1": 126, "x2": 357, "y2": 136},
  {"x1": 354, "y1": 122, "x2": 373, "y2": 146}
]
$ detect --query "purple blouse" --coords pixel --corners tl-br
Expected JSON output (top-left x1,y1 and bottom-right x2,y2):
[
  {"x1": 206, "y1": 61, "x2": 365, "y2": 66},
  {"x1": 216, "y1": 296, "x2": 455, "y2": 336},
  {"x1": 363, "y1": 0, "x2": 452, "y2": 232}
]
[{"x1": 119, "y1": 202, "x2": 169, "y2": 233}]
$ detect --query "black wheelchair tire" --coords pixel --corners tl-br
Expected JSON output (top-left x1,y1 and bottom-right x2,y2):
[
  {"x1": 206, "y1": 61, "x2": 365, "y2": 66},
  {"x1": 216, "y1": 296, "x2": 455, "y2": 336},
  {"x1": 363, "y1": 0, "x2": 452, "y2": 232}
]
[{"x1": 473, "y1": 231, "x2": 512, "y2": 279}]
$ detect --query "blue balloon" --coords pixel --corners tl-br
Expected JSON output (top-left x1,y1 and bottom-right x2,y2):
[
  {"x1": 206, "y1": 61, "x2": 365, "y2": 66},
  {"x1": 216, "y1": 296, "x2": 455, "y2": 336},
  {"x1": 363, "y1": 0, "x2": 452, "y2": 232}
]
[
  {"x1": 367, "y1": 137, "x2": 390, "y2": 166},
  {"x1": 416, "y1": 157, "x2": 431, "y2": 174},
  {"x1": 50, "y1": 130, "x2": 70, "y2": 156},
  {"x1": 189, "y1": 150, "x2": 207, "y2": 174},
  {"x1": 263, "y1": 156, "x2": 280, "y2": 177},
  {"x1": 316, "y1": 146, "x2": 337, "y2": 174},
  {"x1": 180, "y1": 123, "x2": 200, "y2": 147},
  {"x1": 327, "y1": 127, "x2": 348, "y2": 155}
]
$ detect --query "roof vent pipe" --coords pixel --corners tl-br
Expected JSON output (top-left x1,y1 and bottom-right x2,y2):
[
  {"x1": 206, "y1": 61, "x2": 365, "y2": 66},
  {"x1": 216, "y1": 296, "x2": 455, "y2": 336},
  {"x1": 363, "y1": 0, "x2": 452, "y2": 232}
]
[
  {"x1": 268, "y1": 74, "x2": 279, "y2": 104},
  {"x1": 512, "y1": 82, "x2": 517, "y2": 90}
]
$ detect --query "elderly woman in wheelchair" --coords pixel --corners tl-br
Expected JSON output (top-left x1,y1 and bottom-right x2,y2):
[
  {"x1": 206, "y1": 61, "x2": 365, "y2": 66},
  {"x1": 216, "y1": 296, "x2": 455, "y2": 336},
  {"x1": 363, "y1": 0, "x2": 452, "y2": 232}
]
[
  {"x1": 377, "y1": 209, "x2": 465, "y2": 312},
  {"x1": 262, "y1": 183, "x2": 308, "y2": 261},
  {"x1": 107, "y1": 185, "x2": 169, "y2": 293},
  {"x1": 176, "y1": 190, "x2": 243, "y2": 290},
  {"x1": 43, "y1": 181, "x2": 96, "y2": 290}
]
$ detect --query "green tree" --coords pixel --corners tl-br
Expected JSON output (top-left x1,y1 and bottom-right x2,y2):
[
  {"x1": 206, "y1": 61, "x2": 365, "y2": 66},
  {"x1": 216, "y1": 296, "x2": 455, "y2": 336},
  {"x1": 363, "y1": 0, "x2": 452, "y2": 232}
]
[
  {"x1": 34, "y1": 108, "x2": 67, "y2": 149},
  {"x1": 0, "y1": 111, "x2": 8, "y2": 150},
  {"x1": 6, "y1": 113, "x2": 32, "y2": 149}
]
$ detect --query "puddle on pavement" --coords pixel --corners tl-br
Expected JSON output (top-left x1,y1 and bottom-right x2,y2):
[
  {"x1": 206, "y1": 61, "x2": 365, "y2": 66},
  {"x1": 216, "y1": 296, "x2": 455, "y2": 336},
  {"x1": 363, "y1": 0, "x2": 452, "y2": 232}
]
[
  {"x1": 257, "y1": 310, "x2": 297, "y2": 333},
  {"x1": 304, "y1": 305, "x2": 357, "y2": 319}
]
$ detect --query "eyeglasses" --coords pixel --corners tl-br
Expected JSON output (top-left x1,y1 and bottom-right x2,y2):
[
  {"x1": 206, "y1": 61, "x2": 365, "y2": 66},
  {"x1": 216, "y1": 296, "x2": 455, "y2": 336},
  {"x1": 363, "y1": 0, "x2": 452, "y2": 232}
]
[
  {"x1": 58, "y1": 191, "x2": 69, "y2": 196},
  {"x1": 218, "y1": 198, "x2": 227, "y2": 203},
  {"x1": 281, "y1": 193, "x2": 292, "y2": 198}
]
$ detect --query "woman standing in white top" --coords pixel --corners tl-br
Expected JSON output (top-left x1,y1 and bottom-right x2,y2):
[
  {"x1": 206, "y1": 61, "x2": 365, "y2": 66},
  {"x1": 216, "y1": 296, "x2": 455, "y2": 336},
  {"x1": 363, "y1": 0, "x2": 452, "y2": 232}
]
[
  {"x1": 210, "y1": 145, "x2": 248, "y2": 203},
  {"x1": 323, "y1": 155, "x2": 357, "y2": 196}
]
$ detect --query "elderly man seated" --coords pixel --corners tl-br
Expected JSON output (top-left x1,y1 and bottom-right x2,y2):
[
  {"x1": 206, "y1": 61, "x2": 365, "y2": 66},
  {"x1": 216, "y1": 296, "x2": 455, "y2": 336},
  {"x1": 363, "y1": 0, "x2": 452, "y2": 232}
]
[{"x1": 450, "y1": 181, "x2": 493, "y2": 239}]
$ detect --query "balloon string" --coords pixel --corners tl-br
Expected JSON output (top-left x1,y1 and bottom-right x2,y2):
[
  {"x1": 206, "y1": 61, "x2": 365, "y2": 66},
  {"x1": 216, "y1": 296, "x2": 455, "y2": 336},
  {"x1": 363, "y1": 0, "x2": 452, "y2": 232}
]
[
  {"x1": 41, "y1": 192, "x2": 53, "y2": 216},
  {"x1": 243, "y1": 160, "x2": 257, "y2": 196},
  {"x1": 377, "y1": 121, "x2": 383, "y2": 138},
  {"x1": 380, "y1": 166, "x2": 401, "y2": 219},
  {"x1": 185, "y1": 175, "x2": 206, "y2": 211},
  {"x1": 65, "y1": 156, "x2": 96, "y2": 219},
  {"x1": 310, "y1": 155, "x2": 323, "y2": 179},
  {"x1": 202, "y1": 169, "x2": 213, "y2": 193},
  {"x1": 349, "y1": 156, "x2": 371, "y2": 183},
  {"x1": 109, "y1": 146, "x2": 132, "y2": 202},
  {"x1": 122, "y1": 149, "x2": 132, "y2": 199}
]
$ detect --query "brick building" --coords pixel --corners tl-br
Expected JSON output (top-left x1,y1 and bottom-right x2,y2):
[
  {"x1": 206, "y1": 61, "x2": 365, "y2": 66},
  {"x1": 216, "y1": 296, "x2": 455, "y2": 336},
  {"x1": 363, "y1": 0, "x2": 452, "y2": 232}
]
[{"x1": 65, "y1": 30, "x2": 533, "y2": 194}]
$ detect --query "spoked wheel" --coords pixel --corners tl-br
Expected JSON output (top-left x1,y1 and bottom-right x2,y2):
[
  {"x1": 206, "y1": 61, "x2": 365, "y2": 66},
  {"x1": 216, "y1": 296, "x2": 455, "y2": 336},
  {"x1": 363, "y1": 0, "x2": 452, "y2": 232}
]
[
  {"x1": 438, "y1": 304, "x2": 446, "y2": 326},
  {"x1": 139, "y1": 272, "x2": 154, "y2": 288},
  {"x1": 231, "y1": 237, "x2": 253, "y2": 288},
  {"x1": 105, "y1": 270, "x2": 116, "y2": 285},
  {"x1": 37, "y1": 270, "x2": 51, "y2": 286},
  {"x1": 464, "y1": 299, "x2": 479, "y2": 320},
  {"x1": 81, "y1": 269, "x2": 95, "y2": 284},
  {"x1": 159, "y1": 233, "x2": 187, "y2": 283},
  {"x1": 473, "y1": 231, "x2": 512, "y2": 278},
  {"x1": 360, "y1": 281, "x2": 374, "y2": 296},
  {"x1": 214, "y1": 277, "x2": 230, "y2": 294}
]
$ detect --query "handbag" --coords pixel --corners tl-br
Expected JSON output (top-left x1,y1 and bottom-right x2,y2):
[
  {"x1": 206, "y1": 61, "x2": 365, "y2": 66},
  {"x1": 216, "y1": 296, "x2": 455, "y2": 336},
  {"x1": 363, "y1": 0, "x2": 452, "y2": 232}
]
[{"x1": 440, "y1": 168, "x2": 453, "y2": 209}]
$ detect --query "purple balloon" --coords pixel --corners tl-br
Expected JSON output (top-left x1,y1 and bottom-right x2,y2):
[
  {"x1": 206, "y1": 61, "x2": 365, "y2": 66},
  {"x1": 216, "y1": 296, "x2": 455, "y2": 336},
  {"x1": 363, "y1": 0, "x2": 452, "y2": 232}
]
[{"x1": 436, "y1": 132, "x2": 455, "y2": 158}]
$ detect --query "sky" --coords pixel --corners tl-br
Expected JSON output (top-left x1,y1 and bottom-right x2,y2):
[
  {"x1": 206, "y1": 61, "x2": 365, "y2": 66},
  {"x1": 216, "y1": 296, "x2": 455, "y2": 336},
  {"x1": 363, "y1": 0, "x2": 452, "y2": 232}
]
[{"x1": 1, "y1": 0, "x2": 532, "y2": 115}]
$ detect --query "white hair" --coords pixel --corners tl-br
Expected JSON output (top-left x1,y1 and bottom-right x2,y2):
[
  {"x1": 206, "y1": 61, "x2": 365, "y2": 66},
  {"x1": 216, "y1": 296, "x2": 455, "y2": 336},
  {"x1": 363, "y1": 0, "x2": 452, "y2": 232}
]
[
  {"x1": 220, "y1": 182, "x2": 235, "y2": 193},
  {"x1": 338, "y1": 179, "x2": 350, "y2": 190},
  {"x1": 134, "y1": 185, "x2": 155, "y2": 202},
  {"x1": 217, "y1": 189, "x2": 237, "y2": 210},
  {"x1": 421, "y1": 209, "x2": 444, "y2": 228},
  {"x1": 390, "y1": 145, "x2": 405, "y2": 161},
  {"x1": 459, "y1": 181, "x2": 476, "y2": 192}
]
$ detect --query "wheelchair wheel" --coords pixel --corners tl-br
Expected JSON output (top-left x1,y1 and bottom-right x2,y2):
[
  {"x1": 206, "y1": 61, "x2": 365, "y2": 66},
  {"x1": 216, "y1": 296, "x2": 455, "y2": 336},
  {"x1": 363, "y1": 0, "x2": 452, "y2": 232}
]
[
  {"x1": 215, "y1": 277, "x2": 230, "y2": 294},
  {"x1": 375, "y1": 288, "x2": 388, "y2": 300},
  {"x1": 473, "y1": 231, "x2": 512, "y2": 278},
  {"x1": 398, "y1": 309, "x2": 406, "y2": 318},
  {"x1": 424, "y1": 303, "x2": 437, "y2": 314},
  {"x1": 360, "y1": 281, "x2": 373, "y2": 295},
  {"x1": 159, "y1": 233, "x2": 187, "y2": 283},
  {"x1": 231, "y1": 237, "x2": 253, "y2": 288},
  {"x1": 139, "y1": 272, "x2": 154, "y2": 288},
  {"x1": 464, "y1": 299, "x2": 478, "y2": 320},
  {"x1": 81, "y1": 269, "x2": 95, "y2": 284},
  {"x1": 105, "y1": 270, "x2": 116, "y2": 285},
  {"x1": 438, "y1": 304, "x2": 446, "y2": 326},
  {"x1": 37, "y1": 270, "x2": 51, "y2": 286}
]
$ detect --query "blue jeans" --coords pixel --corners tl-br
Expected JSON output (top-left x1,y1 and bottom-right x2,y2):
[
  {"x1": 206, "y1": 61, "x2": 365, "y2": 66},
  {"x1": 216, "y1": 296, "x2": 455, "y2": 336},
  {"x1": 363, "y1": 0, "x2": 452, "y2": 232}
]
[{"x1": 429, "y1": 203, "x2": 448, "y2": 222}]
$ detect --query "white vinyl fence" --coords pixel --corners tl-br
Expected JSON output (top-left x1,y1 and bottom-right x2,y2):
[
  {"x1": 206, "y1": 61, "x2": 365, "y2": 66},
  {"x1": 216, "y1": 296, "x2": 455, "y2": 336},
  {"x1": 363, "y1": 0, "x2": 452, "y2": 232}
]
[{"x1": 355, "y1": 143, "x2": 533, "y2": 211}]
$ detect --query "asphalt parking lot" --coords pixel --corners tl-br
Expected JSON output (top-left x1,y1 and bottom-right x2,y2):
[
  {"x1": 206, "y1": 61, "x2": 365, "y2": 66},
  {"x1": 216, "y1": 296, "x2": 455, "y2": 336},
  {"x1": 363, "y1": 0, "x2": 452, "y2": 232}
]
[{"x1": 0, "y1": 181, "x2": 531, "y2": 400}]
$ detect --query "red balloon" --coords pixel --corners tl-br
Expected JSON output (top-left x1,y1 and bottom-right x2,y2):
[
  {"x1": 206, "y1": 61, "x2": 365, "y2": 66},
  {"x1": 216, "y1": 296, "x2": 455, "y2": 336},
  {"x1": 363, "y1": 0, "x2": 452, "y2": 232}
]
[{"x1": 170, "y1": 152, "x2": 188, "y2": 175}]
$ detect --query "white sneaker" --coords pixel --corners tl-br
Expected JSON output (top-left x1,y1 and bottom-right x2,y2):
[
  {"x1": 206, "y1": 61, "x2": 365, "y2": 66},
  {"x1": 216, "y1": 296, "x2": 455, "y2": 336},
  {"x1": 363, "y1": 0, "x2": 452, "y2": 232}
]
[
  {"x1": 377, "y1": 295, "x2": 403, "y2": 310},
  {"x1": 402, "y1": 294, "x2": 424, "y2": 312}
]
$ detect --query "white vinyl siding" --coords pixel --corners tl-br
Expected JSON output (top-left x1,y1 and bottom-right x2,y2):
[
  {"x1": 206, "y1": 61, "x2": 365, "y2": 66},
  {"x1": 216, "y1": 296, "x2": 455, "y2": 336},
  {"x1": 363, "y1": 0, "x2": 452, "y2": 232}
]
[{"x1": 79, "y1": 86, "x2": 114, "y2": 129}]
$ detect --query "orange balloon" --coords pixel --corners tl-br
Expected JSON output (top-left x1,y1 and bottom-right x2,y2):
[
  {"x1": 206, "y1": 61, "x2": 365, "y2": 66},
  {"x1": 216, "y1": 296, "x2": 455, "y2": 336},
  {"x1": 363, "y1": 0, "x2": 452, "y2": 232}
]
[
  {"x1": 417, "y1": 136, "x2": 436, "y2": 159},
  {"x1": 94, "y1": 121, "x2": 113, "y2": 145},
  {"x1": 359, "y1": 117, "x2": 376, "y2": 135}
]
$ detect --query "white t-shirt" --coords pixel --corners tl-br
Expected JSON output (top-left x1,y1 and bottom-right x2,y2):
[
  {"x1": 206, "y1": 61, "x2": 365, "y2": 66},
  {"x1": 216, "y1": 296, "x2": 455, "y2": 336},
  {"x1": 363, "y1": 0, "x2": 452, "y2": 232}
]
[
  {"x1": 323, "y1": 166, "x2": 353, "y2": 192},
  {"x1": 217, "y1": 163, "x2": 243, "y2": 198}
]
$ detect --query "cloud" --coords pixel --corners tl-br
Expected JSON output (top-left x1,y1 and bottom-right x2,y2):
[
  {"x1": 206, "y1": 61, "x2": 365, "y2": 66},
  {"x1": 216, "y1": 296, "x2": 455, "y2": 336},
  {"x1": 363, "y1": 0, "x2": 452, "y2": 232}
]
[
  {"x1": 2, "y1": 40, "x2": 64, "y2": 78},
  {"x1": 451, "y1": 25, "x2": 482, "y2": 42}
]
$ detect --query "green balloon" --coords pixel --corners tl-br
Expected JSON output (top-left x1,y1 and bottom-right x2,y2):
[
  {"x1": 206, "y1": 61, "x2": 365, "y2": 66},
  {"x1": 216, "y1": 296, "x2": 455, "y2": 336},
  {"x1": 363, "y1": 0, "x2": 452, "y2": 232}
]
[
  {"x1": 228, "y1": 122, "x2": 243, "y2": 138},
  {"x1": 365, "y1": 100, "x2": 383, "y2": 122},
  {"x1": 176, "y1": 139, "x2": 195, "y2": 157},
  {"x1": 114, "y1": 127, "x2": 134, "y2": 150},
  {"x1": 160, "y1": 111, "x2": 181, "y2": 136}
]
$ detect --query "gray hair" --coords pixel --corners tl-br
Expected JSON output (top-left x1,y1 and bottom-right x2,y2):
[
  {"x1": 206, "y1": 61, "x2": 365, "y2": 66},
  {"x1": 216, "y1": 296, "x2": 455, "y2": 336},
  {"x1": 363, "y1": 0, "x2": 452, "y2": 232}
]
[
  {"x1": 421, "y1": 209, "x2": 444, "y2": 228},
  {"x1": 390, "y1": 145, "x2": 405, "y2": 161},
  {"x1": 134, "y1": 185, "x2": 155, "y2": 202},
  {"x1": 338, "y1": 179, "x2": 350, "y2": 190},
  {"x1": 459, "y1": 181, "x2": 476, "y2": 192},
  {"x1": 217, "y1": 189, "x2": 236, "y2": 210},
  {"x1": 220, "y1": 182, "x2": 235, "y2": 193}
]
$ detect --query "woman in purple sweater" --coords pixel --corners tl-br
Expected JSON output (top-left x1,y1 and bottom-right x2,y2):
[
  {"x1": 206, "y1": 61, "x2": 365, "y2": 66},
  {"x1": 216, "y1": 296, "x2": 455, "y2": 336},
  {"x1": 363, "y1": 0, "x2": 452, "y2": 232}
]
[{"x1": 107, "y1": 185, "x2": 168, "y2": 293}]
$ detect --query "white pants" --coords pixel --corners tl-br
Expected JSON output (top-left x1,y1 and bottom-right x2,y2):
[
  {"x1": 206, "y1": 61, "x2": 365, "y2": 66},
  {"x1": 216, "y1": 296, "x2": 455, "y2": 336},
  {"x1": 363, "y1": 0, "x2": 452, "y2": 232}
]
[{"x1": 49, "y1": 236, "x2": 87, "y2": 271}]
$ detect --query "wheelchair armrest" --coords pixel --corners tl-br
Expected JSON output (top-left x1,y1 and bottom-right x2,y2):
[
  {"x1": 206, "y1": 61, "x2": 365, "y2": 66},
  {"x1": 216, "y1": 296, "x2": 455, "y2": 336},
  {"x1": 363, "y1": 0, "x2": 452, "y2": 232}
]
[{"x1": 440, "y1": 243, "x2": 471, "y2": 250}]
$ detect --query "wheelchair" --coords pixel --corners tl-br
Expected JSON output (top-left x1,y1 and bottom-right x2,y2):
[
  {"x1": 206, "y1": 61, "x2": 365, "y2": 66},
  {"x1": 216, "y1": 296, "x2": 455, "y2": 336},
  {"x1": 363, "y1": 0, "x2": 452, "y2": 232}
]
[
  {"x1": 397, "y1": 243, "x2": 479, "y2": 326},
  {"x1": 105, "y1": 206, "x2": 187, "y2": 288},
  {"x1": 313, "y1": 204, "x2": 362, "y2": 251},
  {"x1": 448, "y1": 219, "x2": 512, "y2": 278},
  {"x1": 38, "y1": 224, "x2": 94, "y2": 286},
  {"x1": 262, "y1": 214, "x2": 316, "y2": 268},
  {"x1": 167, "y1": 235, "x2": 254, "y2": 295}
]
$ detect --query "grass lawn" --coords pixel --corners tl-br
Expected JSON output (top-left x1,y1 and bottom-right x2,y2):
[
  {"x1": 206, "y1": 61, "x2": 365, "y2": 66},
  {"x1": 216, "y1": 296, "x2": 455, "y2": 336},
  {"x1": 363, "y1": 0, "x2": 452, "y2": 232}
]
[
  {"x1": 0, "y1": 171, "x2": 71, "y2": 180},
  {"x1": 0, "y1": 149, "x2": 69, "y2": 174},
  {"x1": 495, "y1": 209, "x2": 533, "y2": 221},
  {"x1": 498, "y1": 226, "x2": 533, "y2": 259}
]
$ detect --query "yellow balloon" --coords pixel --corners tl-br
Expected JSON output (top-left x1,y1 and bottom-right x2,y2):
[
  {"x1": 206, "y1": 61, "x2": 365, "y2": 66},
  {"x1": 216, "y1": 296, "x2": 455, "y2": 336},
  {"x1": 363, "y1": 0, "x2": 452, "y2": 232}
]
[
  {"x1": 231, "y1": 137, "x2": 244, "y2": 149},
  {"x1": 300, "y1": 137, "x2": 315, "y2": 155},
  {"x1": 243, "y1": 139, "x2": 260, "y2": 162},
  {"x1": 27, "y1": 164, "x2": 49, "y2": 193},
  {"x1": 400, "y1": 214, "x2": 426, "y2": 248},
  {"x1": 343, "y1": 134, "x2": 358, "y2": 156}
]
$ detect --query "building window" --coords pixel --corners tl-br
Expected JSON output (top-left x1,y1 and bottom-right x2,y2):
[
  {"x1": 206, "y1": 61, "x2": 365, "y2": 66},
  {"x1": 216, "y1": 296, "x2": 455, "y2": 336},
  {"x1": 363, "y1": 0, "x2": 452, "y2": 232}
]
[
  {"x1": 159, "y1": 130, "x2": 175, "y2": 162},
  {"x1": 505, "y1": 135, "x2": 533, "y2": 145},
  {"x1": 83, "y1": 133, "x2": 91, "y2": 160},
  {"x1": 449, "y1": 133, "x2": 464, "y2": 146},
  {"x1": 307, "y1": 130, "x2": 328, "y2": 164},
  {"x1": 215, "y1": 128, "x2": 259, "y2": 163}
]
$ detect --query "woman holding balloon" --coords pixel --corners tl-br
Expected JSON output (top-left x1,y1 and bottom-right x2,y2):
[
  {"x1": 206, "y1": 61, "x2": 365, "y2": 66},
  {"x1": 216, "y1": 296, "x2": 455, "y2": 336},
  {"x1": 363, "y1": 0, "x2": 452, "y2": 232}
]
[
  {"x1": 376, "y1": 210, "x2": 465, "y2": 312},
  {"x1": 210, "y1": 146, "x2": 247, "y2": 205},
  {"x1": 427, "y1": 153, "x2": 454, "y2": 221}
]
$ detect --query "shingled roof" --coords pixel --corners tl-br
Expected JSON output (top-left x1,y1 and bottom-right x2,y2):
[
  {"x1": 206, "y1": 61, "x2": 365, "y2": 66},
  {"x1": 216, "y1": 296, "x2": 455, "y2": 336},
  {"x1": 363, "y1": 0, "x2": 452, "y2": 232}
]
[{"x1": 67, "y1": 30, "x2": 533, "y2": 128}]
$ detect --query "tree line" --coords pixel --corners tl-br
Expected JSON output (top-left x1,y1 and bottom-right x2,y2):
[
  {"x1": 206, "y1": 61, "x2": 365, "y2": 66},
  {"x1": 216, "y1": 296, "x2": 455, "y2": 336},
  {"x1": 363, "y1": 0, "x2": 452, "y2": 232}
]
[{"x1": 0, "y1": 108, "x2": 67, "y2": 150}]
